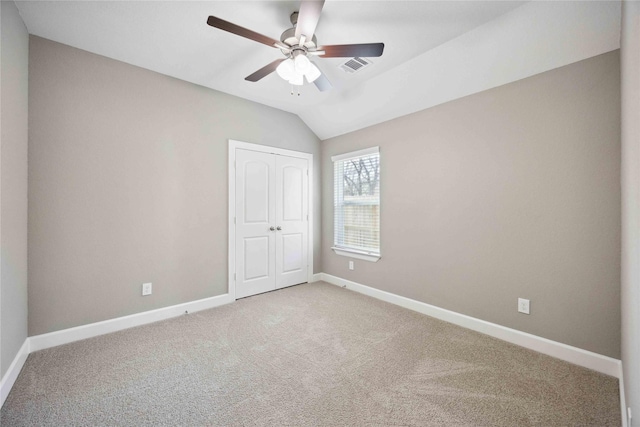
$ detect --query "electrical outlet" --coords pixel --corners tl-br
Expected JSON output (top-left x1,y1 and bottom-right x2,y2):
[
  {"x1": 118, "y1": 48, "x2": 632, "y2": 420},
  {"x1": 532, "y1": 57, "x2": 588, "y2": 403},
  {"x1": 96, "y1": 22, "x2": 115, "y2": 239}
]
[
  {"x1": 142, "y1": 282, "x2": 152, "y2": 296},
  {"x1": 518, "y1": 298, "x2": 530, "y2": 314},
  {"x1": 349, "y1": 261, "x2": 354, "y2": 271}
]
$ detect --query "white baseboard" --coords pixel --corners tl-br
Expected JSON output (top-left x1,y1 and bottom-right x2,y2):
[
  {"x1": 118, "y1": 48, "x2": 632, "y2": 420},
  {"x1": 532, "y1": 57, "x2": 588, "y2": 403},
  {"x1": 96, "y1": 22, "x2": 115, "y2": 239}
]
[
  {"x1": 30, "y1": 293, "x2": 234, "y2": 353},
  {"x1": 3, "y1": 277, "x2": 625, "y2": 416},
  {"x1": 1, "y1": 338, "x2": 29, "y2": 408},
  {"x1": 310, "y1": 273, "x2": 323, "y2": 283},
  {"x1": 320, "y1": 273, "x2": 622, "y2": 378}
]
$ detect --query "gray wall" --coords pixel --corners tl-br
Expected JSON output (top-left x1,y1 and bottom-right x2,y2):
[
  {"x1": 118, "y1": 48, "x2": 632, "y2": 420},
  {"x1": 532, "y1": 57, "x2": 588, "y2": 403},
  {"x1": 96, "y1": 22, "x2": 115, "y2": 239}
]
[
  {"x1": 621, "y1": 0, "x2": 639, "y2": 419},
  {"x1": 322, "y1": 51, "x2": 621, "y2": 358},
  {"x1": 1, "y1": 1, "x2": 29, "y2": 378},
  {"x1": 28, "y1": 36, "x2": 321, "y2": 336}
]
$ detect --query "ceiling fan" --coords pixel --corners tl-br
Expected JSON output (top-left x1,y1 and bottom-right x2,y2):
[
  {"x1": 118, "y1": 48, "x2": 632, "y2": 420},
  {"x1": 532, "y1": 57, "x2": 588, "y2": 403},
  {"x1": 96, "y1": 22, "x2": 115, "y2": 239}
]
[{"x1": 206, "y1": 0, "x2": 384, "y2": 93}]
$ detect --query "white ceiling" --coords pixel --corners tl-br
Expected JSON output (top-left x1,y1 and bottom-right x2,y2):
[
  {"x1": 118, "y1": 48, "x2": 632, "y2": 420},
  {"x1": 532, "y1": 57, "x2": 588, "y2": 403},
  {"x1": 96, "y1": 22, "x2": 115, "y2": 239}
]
[{"x1": 15, "y1": 1, "x2": 621, "y2": 140}]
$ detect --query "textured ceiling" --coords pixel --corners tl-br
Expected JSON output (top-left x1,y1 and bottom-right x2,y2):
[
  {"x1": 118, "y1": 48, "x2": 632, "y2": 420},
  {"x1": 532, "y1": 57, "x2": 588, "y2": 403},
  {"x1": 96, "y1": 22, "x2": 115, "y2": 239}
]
[{"x1": 15, "y1": 1, "x2": 621, "y2": 139}]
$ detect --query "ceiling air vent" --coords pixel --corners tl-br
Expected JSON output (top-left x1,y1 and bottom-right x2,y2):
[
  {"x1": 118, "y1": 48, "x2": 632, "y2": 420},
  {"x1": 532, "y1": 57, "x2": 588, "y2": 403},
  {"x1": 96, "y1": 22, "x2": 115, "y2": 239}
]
[{"x1": 340, "y1": 57, "x2": 372, "y2": 74}]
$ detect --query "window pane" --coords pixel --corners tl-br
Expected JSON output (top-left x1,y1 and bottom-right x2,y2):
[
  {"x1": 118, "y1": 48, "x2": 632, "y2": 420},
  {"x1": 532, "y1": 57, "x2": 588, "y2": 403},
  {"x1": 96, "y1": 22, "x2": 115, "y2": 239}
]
[{"x1": 334, "y1": 150, "x2": 380, "y2": 254}]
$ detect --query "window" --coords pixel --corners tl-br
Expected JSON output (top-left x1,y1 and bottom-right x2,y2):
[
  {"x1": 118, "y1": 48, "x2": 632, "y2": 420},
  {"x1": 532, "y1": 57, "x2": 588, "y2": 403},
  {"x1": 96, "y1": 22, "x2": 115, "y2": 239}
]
[{"x1": 332, "y1": 147, "x2": 380, "y2": 262}]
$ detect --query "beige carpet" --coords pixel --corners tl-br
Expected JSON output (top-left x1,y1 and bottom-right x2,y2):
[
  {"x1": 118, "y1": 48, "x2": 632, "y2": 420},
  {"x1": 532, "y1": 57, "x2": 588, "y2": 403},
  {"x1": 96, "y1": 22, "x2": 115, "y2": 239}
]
[{"x1": 1, "y1": 282, "x2": 620, "y2": 426}]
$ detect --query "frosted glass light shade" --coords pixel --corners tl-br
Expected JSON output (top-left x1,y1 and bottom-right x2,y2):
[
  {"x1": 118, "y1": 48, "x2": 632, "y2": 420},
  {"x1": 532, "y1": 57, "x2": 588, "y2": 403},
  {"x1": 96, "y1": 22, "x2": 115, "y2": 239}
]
[
  {"x1": 276, "y1": 55, "x2": 315, "y2": 86},
  {"x1": 304, "y1": 63, "x2": 321, "y2": 83},
  {"x1": 276, "y1": 59, "x2": 295, "y2": 80},
  {"x1": 294, "y1": 55, "x2": 311, "y2": 73},
  {"x1": 289, "y1": 73, "x2": 304, "y2": 86}
]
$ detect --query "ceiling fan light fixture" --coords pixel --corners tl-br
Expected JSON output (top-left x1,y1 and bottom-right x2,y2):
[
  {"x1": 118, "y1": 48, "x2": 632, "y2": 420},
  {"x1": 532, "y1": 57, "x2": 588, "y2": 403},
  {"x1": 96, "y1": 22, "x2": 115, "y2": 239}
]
[
  {"x1": 277, "y1": 55, "x2": 317, "y2": 86},
  {"x1": 289, "y1": 73, "x2": 304, "y2": 86},
  {"x1": 304, "y1": 63, "x2": 321, "y2": 83},
  {"x1": 207, "y1": 0, "x2": 385, "y2": 93},
  {"x1": 294, "y1": 54, "x2": 311, "y2": 73},
  {"x1": 276, "y1": 58, "x2": 295, "y2": 80}
]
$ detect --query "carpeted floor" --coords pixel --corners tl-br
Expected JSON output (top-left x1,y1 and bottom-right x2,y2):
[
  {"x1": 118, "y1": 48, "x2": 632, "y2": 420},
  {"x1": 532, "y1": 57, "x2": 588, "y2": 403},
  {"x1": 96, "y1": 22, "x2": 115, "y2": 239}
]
[{"x1": 1, "y1": 282, "x2": 620, "y2": 426}]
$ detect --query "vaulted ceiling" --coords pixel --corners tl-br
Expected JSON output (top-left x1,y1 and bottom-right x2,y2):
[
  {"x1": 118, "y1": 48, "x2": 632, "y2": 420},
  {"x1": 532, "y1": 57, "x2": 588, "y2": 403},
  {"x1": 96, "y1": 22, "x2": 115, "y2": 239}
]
[{"x1": 15, "y1": 1, "x2": 621, "y2": 140}]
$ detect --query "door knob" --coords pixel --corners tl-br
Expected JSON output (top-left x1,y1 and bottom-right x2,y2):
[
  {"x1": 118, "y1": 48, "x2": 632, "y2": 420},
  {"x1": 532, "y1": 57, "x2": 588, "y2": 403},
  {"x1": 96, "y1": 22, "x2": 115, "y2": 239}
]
[
  {"x1": 276, "y1": 226, "x2": 282, "y2": 231},
  {"x1": 269, "y1": 226, "x2": 275, "y2": 231}
]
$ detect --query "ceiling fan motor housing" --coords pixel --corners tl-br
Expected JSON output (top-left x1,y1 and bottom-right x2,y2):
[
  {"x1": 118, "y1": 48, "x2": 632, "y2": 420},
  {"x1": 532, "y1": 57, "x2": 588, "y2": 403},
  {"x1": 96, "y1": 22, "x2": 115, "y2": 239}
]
[{"x1": 280, "y1": 11, "x2": 318, "y2": 56}]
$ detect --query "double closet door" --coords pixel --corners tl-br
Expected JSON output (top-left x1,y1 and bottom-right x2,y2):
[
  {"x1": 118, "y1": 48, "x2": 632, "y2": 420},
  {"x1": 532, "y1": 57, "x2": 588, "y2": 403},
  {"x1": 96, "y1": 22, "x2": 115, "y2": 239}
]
[{"x1": 235, "y1": 148, "x2": 309, "y2": 299}]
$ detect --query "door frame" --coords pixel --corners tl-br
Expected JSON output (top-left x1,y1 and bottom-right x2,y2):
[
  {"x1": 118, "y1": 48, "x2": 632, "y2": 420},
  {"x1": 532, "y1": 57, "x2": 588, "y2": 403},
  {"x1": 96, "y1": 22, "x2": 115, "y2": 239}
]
[{"x1": 228, "y1": 139, "x2": 314, "y2": 300}]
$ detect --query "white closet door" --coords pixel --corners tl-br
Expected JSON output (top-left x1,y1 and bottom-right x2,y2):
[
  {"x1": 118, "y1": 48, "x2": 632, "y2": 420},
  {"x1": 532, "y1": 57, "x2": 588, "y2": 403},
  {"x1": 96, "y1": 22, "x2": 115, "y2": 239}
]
[
  {"x1": 235, "y1": 149, "x2": 276, "y2": 298},
  {"x1": 235, "y1": 149, "x2": 309, "y2": 298},
  {"x1": 275, "y1": 155, "x2": 308, "y2": 289}
]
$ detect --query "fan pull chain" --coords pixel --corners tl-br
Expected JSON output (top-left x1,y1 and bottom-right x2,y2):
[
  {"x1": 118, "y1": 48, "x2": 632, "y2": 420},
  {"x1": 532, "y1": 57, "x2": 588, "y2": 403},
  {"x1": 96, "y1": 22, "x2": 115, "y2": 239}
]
[{"x1": 290, "y1": 85, "x2": 301, "y2": 96}]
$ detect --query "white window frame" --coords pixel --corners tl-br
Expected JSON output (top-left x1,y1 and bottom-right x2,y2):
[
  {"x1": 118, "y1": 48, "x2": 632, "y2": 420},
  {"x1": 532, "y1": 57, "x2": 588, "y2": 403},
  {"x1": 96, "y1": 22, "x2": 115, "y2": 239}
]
[{"x1": 331, "y1": 146, "x2": 381, "y2": 263}]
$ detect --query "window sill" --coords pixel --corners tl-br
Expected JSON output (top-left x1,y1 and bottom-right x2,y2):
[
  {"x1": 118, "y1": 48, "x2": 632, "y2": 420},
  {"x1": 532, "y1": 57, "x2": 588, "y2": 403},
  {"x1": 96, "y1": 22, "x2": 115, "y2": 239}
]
[{"x1": 331, "y1": 247, "x2": 381, "y2": 263}]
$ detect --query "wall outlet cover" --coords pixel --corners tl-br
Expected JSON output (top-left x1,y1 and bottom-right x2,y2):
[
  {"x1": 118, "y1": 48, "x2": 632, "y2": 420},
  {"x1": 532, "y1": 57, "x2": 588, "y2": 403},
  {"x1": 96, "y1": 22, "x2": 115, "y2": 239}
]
[
  {"x1": 518, "y1": 298, "x2": 530, "y2": 314},
  {"x1": 142, "y1": 282, "x2": 152, "y2": 296}
]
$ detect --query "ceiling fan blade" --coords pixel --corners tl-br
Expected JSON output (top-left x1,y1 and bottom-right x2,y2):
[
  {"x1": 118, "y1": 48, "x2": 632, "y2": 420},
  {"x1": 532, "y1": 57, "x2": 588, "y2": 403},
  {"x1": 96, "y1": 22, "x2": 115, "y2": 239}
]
[
  {"x1": 313, "y1": 71, "x2": 332, "y2": 92},
  {"x1": 295, "y1": 0, "x2": 325, "y2": 40},
  {"x1": 207, "y1": 16, "x2": 282, "y2": 49},
  {"x1": 318, "y1": 43, "x2": 385, "y2": 58},
  {"x1": 245, "y1": 59, "x2": 286, "y2": 82}
]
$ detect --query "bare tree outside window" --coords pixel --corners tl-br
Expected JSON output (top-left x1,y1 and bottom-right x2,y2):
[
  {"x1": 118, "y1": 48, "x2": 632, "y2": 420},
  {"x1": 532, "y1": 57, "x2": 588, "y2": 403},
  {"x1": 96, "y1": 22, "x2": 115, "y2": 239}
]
[{"x1": 343, "y1": 156, "x2": 380, "y2": 197}]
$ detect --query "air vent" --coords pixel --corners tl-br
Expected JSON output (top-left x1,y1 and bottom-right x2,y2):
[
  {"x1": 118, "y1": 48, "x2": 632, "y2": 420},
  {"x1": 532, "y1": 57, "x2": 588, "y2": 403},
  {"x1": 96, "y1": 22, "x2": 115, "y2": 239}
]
[{"x1": 340, "y1": 57, "x2": 372, "y2": 74}]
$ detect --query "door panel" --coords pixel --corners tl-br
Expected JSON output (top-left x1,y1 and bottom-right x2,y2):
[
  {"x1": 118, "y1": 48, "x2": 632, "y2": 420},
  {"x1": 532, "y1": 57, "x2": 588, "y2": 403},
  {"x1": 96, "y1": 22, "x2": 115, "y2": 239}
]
[
  {"x1": 244, "y1": 237, "x2": 270, "y2": 280},
  {"x1": 282, "y1": 166, "x2": 303, "y2": 221},
  {"x1": 282, "y1": 233, "x2": 303, "y2": 273},
  {"x1": 275, "y1": 155, "x2": 308, "y2": 289},
  {"x1": 235, "y1": 149, "x2": 276, "y2": 298},
  {"x1": 244, "y1": 161, "x2": 270, "y2": 223}
]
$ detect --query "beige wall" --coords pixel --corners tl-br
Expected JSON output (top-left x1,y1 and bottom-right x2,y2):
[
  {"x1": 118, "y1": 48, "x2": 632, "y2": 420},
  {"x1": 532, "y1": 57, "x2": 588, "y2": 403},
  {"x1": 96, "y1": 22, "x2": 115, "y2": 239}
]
[
  {"x1": 28, "y1": 36, "x2": 321, "y2": 336},
  {"x1": 621, "y1": 0, "x2": 639, "y2": 418},
  {"x1": 1, "y1": 1, "x2": 29, "y2": 378},
  {"x1": 322, "y1": 51, "x2": 621, "y2": 358}
]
